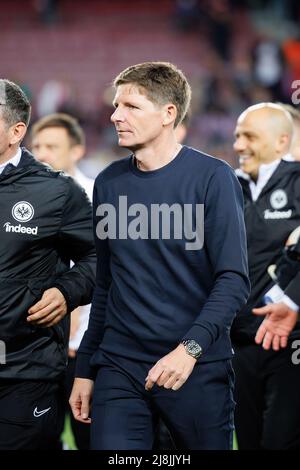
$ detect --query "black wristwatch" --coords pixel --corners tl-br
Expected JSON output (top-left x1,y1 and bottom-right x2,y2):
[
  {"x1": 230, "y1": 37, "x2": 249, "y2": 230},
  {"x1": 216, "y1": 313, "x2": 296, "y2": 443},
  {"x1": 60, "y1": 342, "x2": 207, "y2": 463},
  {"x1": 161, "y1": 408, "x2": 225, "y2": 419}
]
[{"x1": 181, "y1": 339, "x2": 203, "y2": 360}]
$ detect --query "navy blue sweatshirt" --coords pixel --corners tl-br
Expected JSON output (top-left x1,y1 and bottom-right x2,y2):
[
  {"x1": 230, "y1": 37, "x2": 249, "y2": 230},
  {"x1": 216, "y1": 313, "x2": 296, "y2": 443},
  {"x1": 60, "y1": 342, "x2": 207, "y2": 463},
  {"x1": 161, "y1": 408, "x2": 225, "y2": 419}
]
[{"x1": 76, "y1": 146, "x2": 250, "y2": 379}]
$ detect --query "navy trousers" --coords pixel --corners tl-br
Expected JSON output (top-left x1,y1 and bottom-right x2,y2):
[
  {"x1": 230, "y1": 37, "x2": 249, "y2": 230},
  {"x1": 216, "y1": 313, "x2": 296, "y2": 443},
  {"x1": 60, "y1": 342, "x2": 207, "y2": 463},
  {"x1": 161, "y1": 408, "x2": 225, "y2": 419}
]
[{"x1": 90, "y1": 353, "x2": 235, "y2": 450}]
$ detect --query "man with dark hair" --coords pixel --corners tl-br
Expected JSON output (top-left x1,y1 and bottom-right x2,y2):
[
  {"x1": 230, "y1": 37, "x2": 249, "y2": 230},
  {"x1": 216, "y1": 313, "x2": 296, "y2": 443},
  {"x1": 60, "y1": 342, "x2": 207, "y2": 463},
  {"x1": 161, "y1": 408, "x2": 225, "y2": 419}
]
[
  {"x1": 0, "y1": 79, "x2": 31, "y2": 126},
  {"x1": 31, "y1": 112, "x2": 93, "y2": 449},
  {"x1": 31, "y1": 113, "x2": 86, "y2": 172},
  {"x1": 0, "y1": 79, "x2": 96, "y2": 450},
  {"x1": 70, "y1": 62, "x2": 249, "y2": 450}
]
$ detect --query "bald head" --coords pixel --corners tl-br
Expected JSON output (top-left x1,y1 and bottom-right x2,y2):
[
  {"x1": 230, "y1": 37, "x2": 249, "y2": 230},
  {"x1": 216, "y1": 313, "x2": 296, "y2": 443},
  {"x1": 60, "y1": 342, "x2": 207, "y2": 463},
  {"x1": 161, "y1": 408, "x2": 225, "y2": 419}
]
[
  {"x1": 234, "y1": 103, "x2": 294, "y2": 180},
  {"x1": 238, "y1": 103, "x2": 293, "y2": 142}
]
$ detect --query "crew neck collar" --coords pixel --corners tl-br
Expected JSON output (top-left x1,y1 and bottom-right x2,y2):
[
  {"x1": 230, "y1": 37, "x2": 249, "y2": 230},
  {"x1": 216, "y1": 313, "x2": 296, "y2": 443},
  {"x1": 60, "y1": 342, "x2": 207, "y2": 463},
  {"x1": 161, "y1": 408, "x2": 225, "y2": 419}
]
[{"x1": 130, "y1": 145, "x2": 187, "y2": 178}]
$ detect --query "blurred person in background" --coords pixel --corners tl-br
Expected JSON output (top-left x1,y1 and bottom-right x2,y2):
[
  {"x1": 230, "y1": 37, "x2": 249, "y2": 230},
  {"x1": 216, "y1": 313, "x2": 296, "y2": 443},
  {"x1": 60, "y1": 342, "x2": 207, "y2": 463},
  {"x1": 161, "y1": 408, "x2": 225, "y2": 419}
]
[
  {"x1": 0, "y1": 80, "x2": 96, "y2": 450},
  {"x1": 231, "y1": 102, "x2": 300, "y2": 450},
  {"x1": 70, "y1": 61, "x2": 249, "y2": 450},
  {"x1": 31, "y1": 113, "x2": 94, "y2": 450}
]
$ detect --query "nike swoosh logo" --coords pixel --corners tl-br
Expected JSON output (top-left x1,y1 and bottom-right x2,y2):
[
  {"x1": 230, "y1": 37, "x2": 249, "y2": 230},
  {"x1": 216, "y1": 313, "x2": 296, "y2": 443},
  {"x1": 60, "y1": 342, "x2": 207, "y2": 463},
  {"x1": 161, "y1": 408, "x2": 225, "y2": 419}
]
[{"x1": 33, "y1": 406, "x2": 51, "y2": 418}]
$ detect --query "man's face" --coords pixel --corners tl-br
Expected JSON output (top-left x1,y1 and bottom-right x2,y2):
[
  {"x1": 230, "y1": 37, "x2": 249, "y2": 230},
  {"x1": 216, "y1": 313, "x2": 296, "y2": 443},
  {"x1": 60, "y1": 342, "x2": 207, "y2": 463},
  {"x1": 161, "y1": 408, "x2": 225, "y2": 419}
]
[
  {"x1": 31, "y1": 127, "x2": 76, "y2": 172},
  {"x1": 233, "y1": 110, "x2": 278, "y2": 176},
  {"x1": 111, "y1": 84, "x2": 165, "y2": 150}
]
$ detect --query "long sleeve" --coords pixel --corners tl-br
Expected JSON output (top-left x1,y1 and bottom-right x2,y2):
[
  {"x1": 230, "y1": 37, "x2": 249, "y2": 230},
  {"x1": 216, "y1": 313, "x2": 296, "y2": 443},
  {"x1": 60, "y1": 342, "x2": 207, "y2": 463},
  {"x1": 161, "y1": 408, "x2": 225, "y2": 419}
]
[
  {"x1": 182, "y1": 165, "x2": 250, "y2": 352},
  {"x1": 284, "y1": 271, "x2": 300, "y2": 306},
  {"x1": 283, "y1": 236, "x2": 300, "y2": 305}
]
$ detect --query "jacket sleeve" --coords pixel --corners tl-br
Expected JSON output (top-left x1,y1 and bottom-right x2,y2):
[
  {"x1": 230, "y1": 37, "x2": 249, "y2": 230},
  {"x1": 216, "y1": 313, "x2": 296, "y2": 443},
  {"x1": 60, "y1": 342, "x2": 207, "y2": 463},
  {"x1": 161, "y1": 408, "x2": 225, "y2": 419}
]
[
  {"x1": 283, "y1": 236, "x2": 300, "y2": 305},
  {"x1": 284, "y1": 271, "x2": 300, "y2": 306},
  {"x1": 75, "y1": 180, "x2": 112, "y2": 379},
  {"x1": 52, "y1": 177, "x2": 96, "y2": 312},
  {"x1": 182, "y1": 164, "x2": 250, "y2": 352}
]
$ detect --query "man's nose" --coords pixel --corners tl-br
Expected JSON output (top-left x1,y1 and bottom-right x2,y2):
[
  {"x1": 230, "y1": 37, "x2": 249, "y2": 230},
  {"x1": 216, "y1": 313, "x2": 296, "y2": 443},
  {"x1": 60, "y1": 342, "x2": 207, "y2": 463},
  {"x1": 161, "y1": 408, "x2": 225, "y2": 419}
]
[
  {"x1": 233, "y1": 137, "x2": 247, "y2": 153},
  {"x1": 111, "y1": 107, "x2": 124, "y2": 123}
]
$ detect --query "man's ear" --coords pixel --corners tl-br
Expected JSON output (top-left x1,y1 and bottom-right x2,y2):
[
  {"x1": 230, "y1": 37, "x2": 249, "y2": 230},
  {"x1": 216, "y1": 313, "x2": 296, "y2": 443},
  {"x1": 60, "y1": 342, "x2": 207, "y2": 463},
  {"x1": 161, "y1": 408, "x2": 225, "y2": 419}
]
[
  {"x1": 276, "y1": 132, "x2": 290, "y2": 154},
  {"x1": 70, "y1": 144, "x2": 85, "y2": 164},
  {"x1": 9, "y1": 122, "x2": 27, "y2": 145},
  {"x1": 162, "y1": 104, "x2": 177, "y2": 127}
]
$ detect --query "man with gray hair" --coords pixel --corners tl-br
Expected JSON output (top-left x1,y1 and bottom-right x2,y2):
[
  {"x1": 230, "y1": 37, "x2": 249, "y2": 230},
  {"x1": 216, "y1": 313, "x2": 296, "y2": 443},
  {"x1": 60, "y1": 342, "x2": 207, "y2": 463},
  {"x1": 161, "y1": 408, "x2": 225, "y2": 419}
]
[
  {"x1": 0, "y1": 79, "x2": 96, "y2": 449},
  {"x1": 232, "y1": 102, "x2": 300, "y2": 449}
]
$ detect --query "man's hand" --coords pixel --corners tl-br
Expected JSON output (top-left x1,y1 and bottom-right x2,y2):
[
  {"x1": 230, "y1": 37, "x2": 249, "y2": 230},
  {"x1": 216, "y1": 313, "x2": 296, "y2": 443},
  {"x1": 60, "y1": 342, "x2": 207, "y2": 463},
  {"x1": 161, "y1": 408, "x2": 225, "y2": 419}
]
[
  {"x1": 253, "y1": 302, "x2": 298, "y2": 351},
  {"x1": 69, "y1": 377, "x2": 94, "y2": 424},
  {"x1": 27, "y1": 287, "x2": 67, "y2": 327},
  {"x1": 145, "y1": 344, "x2": 197, "y2": 392}
]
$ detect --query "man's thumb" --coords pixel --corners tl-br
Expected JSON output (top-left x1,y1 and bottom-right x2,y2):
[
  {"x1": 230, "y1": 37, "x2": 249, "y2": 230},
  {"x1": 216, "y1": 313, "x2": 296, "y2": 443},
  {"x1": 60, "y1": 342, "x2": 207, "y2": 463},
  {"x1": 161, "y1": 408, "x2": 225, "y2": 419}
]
[
  {"x1": 252, "y1": 305, "x2": 270, "y2": 316},
  {"x1": 81, "y1": 397, "x2": 90, "y2": 419}
]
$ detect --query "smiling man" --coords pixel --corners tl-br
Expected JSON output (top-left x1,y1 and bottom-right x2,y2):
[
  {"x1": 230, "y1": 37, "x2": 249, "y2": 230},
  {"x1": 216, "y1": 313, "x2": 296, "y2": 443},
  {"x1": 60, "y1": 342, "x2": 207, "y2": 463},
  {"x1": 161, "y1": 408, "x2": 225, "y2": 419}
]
[
  {"x1": 231, "y1": 103, "x2": 300, "y2": 450},
  {"x1": 70, "y1": 62, "x2": 249, "y2": 450}
]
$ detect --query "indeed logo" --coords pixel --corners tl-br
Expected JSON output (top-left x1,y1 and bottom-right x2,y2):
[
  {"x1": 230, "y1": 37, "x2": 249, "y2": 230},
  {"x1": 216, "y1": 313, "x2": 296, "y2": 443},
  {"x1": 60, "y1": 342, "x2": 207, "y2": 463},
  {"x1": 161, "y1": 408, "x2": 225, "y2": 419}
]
[
  {"x1": 264, "y1": 209, "x2": 292, "y2": 220},
  {"x1": 3, "y1": 222, "x2": 38, "y2": 235}
]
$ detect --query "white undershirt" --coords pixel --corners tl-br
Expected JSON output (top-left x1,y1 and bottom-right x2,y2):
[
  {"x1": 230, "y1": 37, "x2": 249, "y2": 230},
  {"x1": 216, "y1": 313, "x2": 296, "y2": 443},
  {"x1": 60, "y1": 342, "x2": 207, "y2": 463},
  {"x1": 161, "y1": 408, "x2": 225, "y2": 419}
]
[
  {"x1": 0, "y1": 148, "x2": 22, "y2": 174},
  {"x1": 236, "y1": 154, "x2": 293, "y2": 201}
]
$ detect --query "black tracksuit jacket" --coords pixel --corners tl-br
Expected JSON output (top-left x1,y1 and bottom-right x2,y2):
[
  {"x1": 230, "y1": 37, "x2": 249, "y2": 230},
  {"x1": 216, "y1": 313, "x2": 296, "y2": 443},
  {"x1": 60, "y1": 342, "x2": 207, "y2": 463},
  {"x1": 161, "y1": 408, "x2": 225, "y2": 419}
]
[
  {"x1": 231, "y1": 160, "x2": 300, "y2": 344},
  {"x1": 0, "y1": 148, "x2": 96, "y2": 381}
]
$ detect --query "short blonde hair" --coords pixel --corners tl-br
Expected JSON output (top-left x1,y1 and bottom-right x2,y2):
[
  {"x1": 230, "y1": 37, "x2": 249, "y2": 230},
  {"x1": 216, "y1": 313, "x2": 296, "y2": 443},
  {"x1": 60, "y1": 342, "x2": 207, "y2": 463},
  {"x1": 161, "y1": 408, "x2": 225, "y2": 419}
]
[{"x1": 113, "y1": 62, "x2": 191, "y2": 127}]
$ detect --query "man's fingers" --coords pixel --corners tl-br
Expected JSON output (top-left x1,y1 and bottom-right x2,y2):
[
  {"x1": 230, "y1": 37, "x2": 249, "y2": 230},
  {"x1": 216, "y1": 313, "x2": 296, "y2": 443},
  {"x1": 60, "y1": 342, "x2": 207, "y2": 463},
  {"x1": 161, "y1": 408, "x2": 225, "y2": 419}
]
[
  {"x1": 164, "y1": 372, "x2": 183, "y2": 390},
  {"x1": 41, "y1": 317, "x2": 62, "y2": 328},
  {"x1": 145, "y1": 364, "x2": 164, "y2": 390},
  {"x1": 255, "y1": 323, "x2": 267, "y2": 345},
  {"x1": 28, "y1": 298, "x2": 50, "y2": 315},
  {"x1": 156, "y1": 368, "x2": 175, "y2": 387},
  {"x1": 171, "y1": 376, "x2": 187, "y2": 391},
  {"x1": 280, "y1": 336, "x2": 288, "y2": 349},
  {"x1": 72, "y1": 405, "x2": 91, "y2": 424},
  {"x1": 262, "y1": 331, "x2": 273, "y2": 350},
  {"x1": 28, "y1": 288, "x2": 66, "y2": 316},
  {"x1": 253, "y1": 306, "x2": 271, "y2": 316},
  {"x1": 31, "y1": 309, "x2": 62, "y2": 325},
  {"x1": 272, "y1": 334, "x2": 280, "y2": 351},
  {"x1": 70, "y1": 396, "x2": 91, "y2": 424},
  {"x1": 27, "y1": 302, "x2": 57, "y2": 320},
  {"x1": 70, "y1": 400, "x2": 82, "y2": 419},
  {"x1": 144, "y1": 379, "x2": 153, "y2": 391},
  {"x1": 80, "y1": 395, "x2": 91, "y2": 421}
]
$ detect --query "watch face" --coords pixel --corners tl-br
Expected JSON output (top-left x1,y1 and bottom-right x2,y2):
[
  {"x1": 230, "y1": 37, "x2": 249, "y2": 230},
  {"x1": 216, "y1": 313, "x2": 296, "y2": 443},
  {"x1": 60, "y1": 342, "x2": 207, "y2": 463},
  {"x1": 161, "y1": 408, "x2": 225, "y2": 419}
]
[{"x1": 186, "y1": 340, "x2": 202, "y2": 357}]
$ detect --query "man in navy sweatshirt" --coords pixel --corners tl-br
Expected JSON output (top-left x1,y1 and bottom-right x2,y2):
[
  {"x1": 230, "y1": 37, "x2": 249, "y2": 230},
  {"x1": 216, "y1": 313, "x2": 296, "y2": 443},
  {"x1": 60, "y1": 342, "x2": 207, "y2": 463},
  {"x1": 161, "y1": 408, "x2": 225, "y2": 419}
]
[{"x1": 70, "y1": 62, "x2": 250, "y2": 450}]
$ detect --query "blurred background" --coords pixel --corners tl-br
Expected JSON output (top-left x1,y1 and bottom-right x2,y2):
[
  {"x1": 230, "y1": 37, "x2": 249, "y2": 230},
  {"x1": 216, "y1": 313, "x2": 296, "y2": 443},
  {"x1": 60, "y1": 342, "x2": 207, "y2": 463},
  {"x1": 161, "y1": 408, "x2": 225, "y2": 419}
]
[{"x1": 1, "y1": 0, "x2": 300, "y2": 175}]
